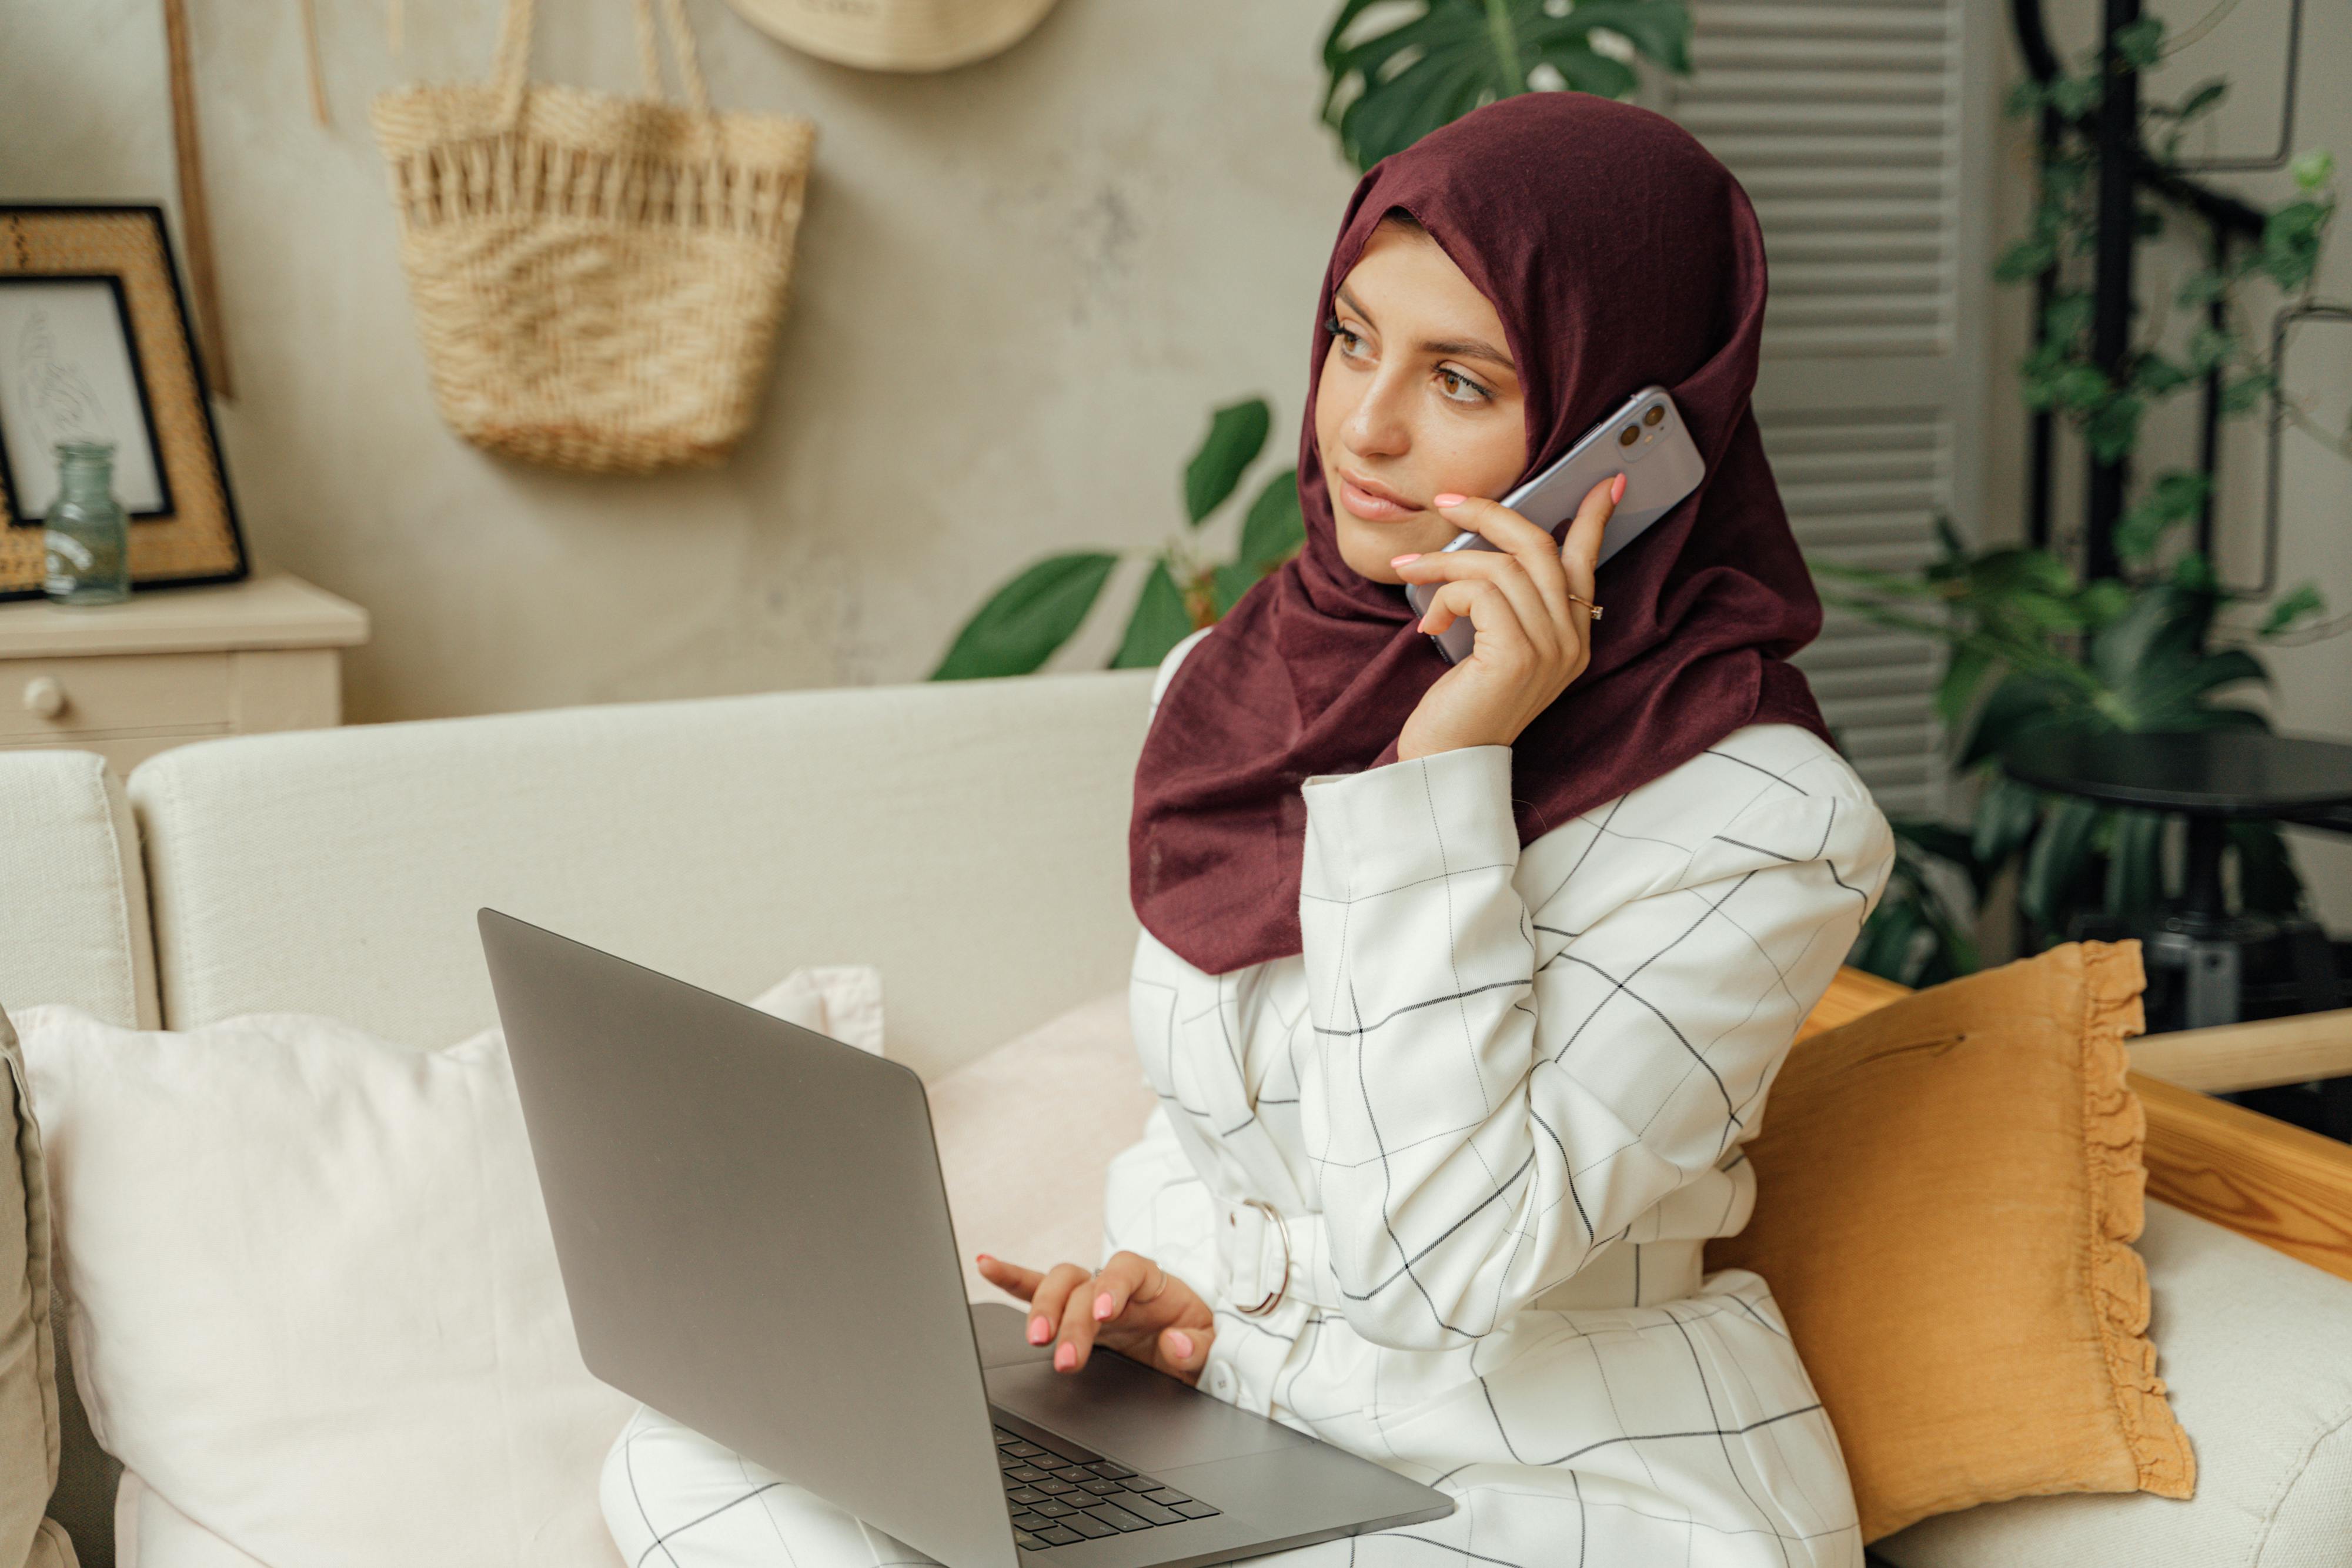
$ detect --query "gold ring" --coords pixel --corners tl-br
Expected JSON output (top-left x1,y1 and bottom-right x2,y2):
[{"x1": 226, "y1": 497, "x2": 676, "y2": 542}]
[
  {"x1": 1568, "y1": 594, "x2": 1603, "y2": 621},
  {"x1": 1235, "y1": 1198, "x2": 1291, "y2": 1317}
]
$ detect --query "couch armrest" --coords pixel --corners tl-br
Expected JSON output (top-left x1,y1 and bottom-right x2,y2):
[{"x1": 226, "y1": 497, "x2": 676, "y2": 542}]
[
  {"x1": 2127, "y1": 1007, "x2": 2352, "y2": 1092},
  {"x1": 2134, "y1": 1070, "x2": 2352, "y2": 1286}
]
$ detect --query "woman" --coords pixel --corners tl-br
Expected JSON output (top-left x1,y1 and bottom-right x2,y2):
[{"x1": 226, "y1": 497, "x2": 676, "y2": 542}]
[{"x1": 608, "y1": 92, "x2": 1891, "y2": 1568}]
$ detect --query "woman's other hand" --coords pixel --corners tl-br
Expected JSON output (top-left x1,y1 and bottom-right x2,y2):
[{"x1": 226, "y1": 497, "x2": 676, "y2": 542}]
[
  {"x1": 1388, "y1": 471, "x2": 1618, "y2": 761},
  {"x1": 975, "y1": 1251, "x2": 1216, "y2": 1385}
]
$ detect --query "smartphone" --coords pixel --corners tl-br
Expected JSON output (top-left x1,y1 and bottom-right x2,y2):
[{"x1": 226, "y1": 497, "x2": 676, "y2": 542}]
[{"x1": 1406, "y1": 385, "x2": 1705, "y2": 666}]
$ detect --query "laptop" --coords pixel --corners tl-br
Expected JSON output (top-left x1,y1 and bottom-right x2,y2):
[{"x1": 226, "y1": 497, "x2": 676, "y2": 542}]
[{"x1": 477, "y1": 909, "x2": 1453, "y2": 1568}]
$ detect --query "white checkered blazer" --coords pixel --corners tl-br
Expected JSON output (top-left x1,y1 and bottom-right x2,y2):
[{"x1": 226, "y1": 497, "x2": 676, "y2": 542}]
[{"x1": 1108, "y1": 626, "x2": 1896, "y2": 1567}]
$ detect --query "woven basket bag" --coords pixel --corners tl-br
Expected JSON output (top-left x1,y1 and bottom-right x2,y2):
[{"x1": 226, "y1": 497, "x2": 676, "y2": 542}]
[{"x1": 370, "y1": 0, "x2": 816, "y2": 473}]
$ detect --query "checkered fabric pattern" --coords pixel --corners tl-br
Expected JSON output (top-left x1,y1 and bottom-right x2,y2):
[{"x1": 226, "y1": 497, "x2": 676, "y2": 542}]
[{"x1": 603, "y1": 634, "x2": 1895, "y2": 1568}]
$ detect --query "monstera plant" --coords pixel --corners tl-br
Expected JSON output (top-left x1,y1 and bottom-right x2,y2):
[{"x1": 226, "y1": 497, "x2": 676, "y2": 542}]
[
  {"x1": 930, "y1": 399, "x2": 1304, "y2": 680},
  {"x1": 1320, "y1": 0, "x2": 1695, "y2": 171}
]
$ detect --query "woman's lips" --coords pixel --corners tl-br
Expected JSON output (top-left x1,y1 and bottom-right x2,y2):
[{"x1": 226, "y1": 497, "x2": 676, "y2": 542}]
[{"x1": 1335, "y1": 470, "x2": 1424, "y2": 522}]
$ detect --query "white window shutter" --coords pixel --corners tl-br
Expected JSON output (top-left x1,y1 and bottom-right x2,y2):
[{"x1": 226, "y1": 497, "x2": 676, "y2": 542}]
[{"x1": 1668, "y1": 0, "x2": 1998, "y2": 817}]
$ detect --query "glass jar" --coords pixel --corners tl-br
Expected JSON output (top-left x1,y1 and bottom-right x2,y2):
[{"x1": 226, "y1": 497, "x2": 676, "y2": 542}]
[{"x1": 42, "y1": 441, "x2": 131, "y2": 606}]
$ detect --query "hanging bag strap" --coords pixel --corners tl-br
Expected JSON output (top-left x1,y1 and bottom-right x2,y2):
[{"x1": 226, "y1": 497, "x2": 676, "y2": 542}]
[{"x1": 491, "y1": 0, "x2": 714, "y2": 128}]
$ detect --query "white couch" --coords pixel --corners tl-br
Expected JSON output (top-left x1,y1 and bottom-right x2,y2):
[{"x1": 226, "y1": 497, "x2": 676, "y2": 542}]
[{"x1": 4, "y1": 667, "x2": 2350, "y2": 1568}]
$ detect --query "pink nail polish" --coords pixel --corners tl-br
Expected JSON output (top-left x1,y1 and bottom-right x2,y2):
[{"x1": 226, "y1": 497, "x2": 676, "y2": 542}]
[
  {"x1": 1390, "y1": 553, "x2": 1420, "y2": 566},
  {"x1": 1166, "y1": 1330, "x2": 1193, "y2": 1359},
  {"x1": 1609, "y1": 473, "x2": 1626, "y2": 503},
  {"x1": 1432, "y1": 493, "x2": 1466, "y2": 507},
  {"x1": 1028, "y1": 1315, "x2": 1051, "y2": 1344},
  {"x1": 1054, "y1": 1342, "x2": 1077, "y2": 1372},
  {"x1": 1094, "y1": 1292, "x2": 1115, "y2": 1320}
]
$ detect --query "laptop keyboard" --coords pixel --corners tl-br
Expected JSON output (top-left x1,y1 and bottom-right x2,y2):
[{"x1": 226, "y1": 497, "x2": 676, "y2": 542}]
[{"x1": 993, "y1": 1422, "x2": 1221, "y2": 1550}]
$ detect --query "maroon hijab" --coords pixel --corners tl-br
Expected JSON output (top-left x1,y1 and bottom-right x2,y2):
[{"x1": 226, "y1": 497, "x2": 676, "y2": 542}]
[{"x1": 1130, "y1": 92, "x2": 1832, "y2": 977}]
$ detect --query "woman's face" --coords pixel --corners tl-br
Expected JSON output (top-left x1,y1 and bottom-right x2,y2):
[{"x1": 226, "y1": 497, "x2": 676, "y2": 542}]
[{"x1": 1314, "y1": 220, "x2": 1529, "y2": 583}]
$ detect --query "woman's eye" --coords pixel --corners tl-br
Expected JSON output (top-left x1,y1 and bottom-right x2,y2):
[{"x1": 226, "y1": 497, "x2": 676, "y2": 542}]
[
  {"x1": 1436, "y1": 368, "x2": 1492, "y2": 404},
  {"x1": 1326, "y1": 320, "x2": 1370, "y2": 361}
]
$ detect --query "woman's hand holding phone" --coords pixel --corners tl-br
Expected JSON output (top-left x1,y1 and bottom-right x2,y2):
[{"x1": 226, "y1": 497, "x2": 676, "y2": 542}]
[
  {"x1": 1389, "y1": 472, "x2": 1620, "y2": 763},
  {"x1": 975, "y1": 1250, "x2": 1217, "y2": 1385}
]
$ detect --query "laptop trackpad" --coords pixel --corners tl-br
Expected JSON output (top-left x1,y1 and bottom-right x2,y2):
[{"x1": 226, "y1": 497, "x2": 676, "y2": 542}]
[{"x1": 985, "y1": 1353, "x2": 1315, "y2": 1472}]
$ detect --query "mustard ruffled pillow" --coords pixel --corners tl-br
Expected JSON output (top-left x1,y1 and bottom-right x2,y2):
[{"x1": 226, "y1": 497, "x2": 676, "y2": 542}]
[{"x1": 1709, "y1": 941, "x2": 2193, "y2": 1540}]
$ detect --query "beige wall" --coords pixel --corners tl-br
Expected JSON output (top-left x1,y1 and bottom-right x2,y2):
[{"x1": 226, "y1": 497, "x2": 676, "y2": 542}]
[
  {"x1": 1, "y1": 0, "x2": 1358, "y2": 720},
  {"x1": 9, "y1": 0, "x2": 2348, "y2": 921},
  {"x1": 1986, "y1": 2, "x2": 2352, "y2": 925}
]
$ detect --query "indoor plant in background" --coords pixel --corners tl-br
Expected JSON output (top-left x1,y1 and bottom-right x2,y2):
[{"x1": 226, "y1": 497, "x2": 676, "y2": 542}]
[
  {"x1": 1318, "y1": 0, "x2": 1693, "y2": 171},
  {"x1": 930, "y1": 400, "x2": 1302, "y2": 678},
  {"x1": 930, "y1": 0, "x2": 1693, "y2": 680},
  {"x1": 1826, "y1": 15, "x2": 2346, "y2": 986}
]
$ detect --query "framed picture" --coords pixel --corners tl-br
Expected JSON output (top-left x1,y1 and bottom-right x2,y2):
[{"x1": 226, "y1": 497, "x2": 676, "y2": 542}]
[{"x1": 0, "y1": 206, "x2": 245, "y2": 599}]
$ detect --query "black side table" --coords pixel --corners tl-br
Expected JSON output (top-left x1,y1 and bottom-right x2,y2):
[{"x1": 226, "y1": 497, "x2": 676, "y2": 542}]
[{"x1": 2000, "y1": 730, "x2": 2352, "y2": 1029}]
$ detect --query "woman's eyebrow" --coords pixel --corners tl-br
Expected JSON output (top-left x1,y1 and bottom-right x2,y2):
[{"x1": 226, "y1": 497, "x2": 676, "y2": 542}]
[
  {"x1": 1333, "y1": 286, "x2": 1515, "y2": 373},
  {"x1": 1421, "y1": 335, "x2": 1515, "y2": 372}
]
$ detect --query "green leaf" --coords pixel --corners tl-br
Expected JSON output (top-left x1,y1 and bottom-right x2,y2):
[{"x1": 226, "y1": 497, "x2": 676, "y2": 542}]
[
  {"x1": 2231, "y1": 819, "x2": 2307, "y2": 916},
  {"x1": 2113, "y1": 15, "x2": 2164, "y2": 71},
  {"x1": 2004, "y1": 78, "x2": 2047, "y2": 118},
  {"x1": 1185, "y1": 400, "x2": 1272, "y2": 525},
  {"x1": 1849, "y1": 897, "x2": 1925, "y2": 984},
  {"x1": 2114, "y1": 470, "x2": 2208, "y2": 564},
  {"x1": 2260, "y1": 201, "x2": 2332, "y2": 292},
  {"x1": 2292, "y1": 148, "x2": 2337, "y2": 193},
  {"x1": 1109, "y1": 559, "x2": 1197, "y2": 671},
  {"x1": 2185, "y1": 323, "x2": 2237, "y2": 374},
  {"x1": 1546, "y1": 0, "x2": 1693, "y2": 74},
  {"x1": 1890, "y1": 816, "x2": 1977, "y2": 873},
  {"x1": 1210, "y1": 560, "x2": 1262, "y2": 620},
  {"x1": 2173, "y1": 79, "x2": 2227, "y2": 122},
  {"x1": 2090, "y1": 583, "x2": 2204, "y2": 703},
  {"x1": 1933, "y1": 511, "x2": 1967, "y2": 561},
  {"x1": 2131, "y1": 351, "x2": 2191, "y2": 396},
  {"x1": 1237, "y1": 467, "x2": 1304, "y2": 569},
  {"x1": 2259, "y1": 582, "x2": 2326, "y2": 636},
  {"x1": 1972, "y1": 773, "x2": 2048, "y2": 868},
  {"x1": 2042, "y1": 292, "x2": 2093, "y2": 341},
  {"x1": 2103, "y1": 808, "x2": 2167, "y2": 923},
  {"x1": 932, "y1": 551, "x2": 1119, "y2": 680},
  {"x1": 2176, "y1": 268, "x2": 2231, "y2": 307},
  {"x1": 2021, "y1": 796, "x2": 2103, "y2": 938},
  {"x1": 2052, "y1": 363, "x2": 2112, "y2": 411},
  {"x1": 2049, "y1": 72, "x2": 2102, "y2": 119},
  {"x1": 1319, "y1": 0, "x2": 1689, "y2": 170},
  {"x1": 1532, "y1": 39, "x2": 1638, "y2": 100},
  {"x1": 1996, "y1": 236, "x2": 2058, "y2": 283},
  {"x1": 2220, "y1": 369, "x2": 2276, "y2": 415},
  {"x1": 2075, "y1": 577, "x2": 2133, "y2": 630},
  {"x1": 1961, "y1": 673, "x2": 2077, "y2": 771},
  {"x1": 1935, "y1": 643, "x2": 1997, "y2": 727}
]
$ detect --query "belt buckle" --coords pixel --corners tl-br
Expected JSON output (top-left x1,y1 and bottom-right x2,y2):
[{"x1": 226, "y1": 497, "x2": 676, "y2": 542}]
[{"x1": 1234, "y1": 1197, "x2": 1291, "y2": 1316}]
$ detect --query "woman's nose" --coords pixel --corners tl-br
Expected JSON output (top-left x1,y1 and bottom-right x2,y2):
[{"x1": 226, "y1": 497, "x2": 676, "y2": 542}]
[{"x1": 1342, "y1": 373, "x2": 1412, "y2": 458}]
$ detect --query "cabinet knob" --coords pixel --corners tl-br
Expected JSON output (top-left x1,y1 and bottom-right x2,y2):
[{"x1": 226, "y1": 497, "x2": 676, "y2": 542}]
[{"x1": 22, "y1": 675, "x2": 65, "y2": 720}]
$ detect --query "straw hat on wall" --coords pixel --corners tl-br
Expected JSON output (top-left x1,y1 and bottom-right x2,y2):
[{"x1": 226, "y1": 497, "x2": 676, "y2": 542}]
[{"x1": 725, "y1": 0, "x2": 1063, "y2": 72}]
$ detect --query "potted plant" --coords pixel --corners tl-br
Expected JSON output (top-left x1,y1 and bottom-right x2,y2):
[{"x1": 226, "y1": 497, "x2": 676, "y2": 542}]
[{"x1": 1828, "y1": 13, "x2": 2343, "y2": 985}]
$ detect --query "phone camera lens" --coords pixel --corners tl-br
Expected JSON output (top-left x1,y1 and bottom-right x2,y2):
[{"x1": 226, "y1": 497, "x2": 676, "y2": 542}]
[
  {"x1": 1618, "y1": 426, "x2": 1639, "y2": 447},
  {"x1": 1643, "y1": 405, "x2": 1665, "y2": 426}
]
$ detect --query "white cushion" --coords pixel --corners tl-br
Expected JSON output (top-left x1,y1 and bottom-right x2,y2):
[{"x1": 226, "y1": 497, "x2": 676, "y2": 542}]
[
  {"x1": 928, "y1": 988, "x2": 1155, "y2": 1303},
  {"x1": 125, "y1": 671, "x2": 1153, "y2": 1081},
  {"x1": 16, "y1": 967, "x2": 878, "y2": 1568},
  {"x1": 1877, "y1": 1199, "x2": 2352, "y2": 1568},
  {"x1": 0, "y1": 751, "x2": 155, "y2": 1031}
]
